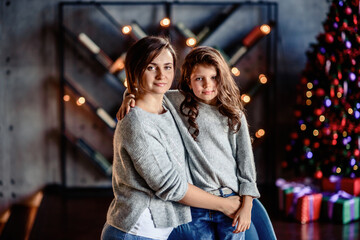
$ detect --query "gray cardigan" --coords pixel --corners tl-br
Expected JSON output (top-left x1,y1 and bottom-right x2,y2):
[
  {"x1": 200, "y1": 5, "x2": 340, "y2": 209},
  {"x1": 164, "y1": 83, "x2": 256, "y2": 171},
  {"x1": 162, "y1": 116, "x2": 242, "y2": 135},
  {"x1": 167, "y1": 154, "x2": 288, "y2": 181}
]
[
  {"x1": 106, "y1": 106, "x2": 192, "y2": 232},
  {"x1": 164, "y1": 91, "x2": 260, "y2": 198}
]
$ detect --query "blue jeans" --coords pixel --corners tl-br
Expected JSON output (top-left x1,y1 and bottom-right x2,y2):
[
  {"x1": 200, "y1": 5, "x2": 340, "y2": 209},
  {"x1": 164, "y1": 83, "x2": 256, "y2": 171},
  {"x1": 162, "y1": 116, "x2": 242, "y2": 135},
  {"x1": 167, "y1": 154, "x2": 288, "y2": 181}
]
[
  {"x1": 101, "y1": 223, "x2": 157, "y2": 240},
  {"x1": 168, "y1": 192, "x2": 245, "y2": 240},
  {"x1": 245, "y1": 198, "x2": 276, "y2": 240}
]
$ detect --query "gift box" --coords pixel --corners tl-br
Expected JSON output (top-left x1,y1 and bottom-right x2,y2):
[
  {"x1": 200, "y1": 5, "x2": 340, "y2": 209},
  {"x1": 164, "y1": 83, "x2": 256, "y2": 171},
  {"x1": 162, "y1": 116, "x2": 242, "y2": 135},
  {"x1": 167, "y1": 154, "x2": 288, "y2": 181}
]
[
  {"x1": 278, "y1": 186, "x2": 293, "y2": 211},
  {"x1": 276, "y1": 178, "x2": 306, "y2": 212},
  {"x1": 322, "y1": 176, "x2": 342, "y2": 192},
  {"x1": 295, "y1": 193, "x2": 322, "y2": 224},
  {"x1": 321, "y1": 191, "x2": 360, "y2": 224},
  {"x1": 322, "y1": 176, "x2": 360, "y2": 196},
  {"x1": 341, "y1": 178, "x2": 360, "y2": 196}
]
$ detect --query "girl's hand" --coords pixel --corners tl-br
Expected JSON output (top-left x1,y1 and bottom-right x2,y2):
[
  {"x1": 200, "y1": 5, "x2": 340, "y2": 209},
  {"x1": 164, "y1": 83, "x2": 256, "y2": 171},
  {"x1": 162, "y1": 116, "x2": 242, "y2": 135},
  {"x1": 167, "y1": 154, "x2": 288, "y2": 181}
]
[
  {"x1": 117, "y1": 94, "x2": 136, "y2": 120},
  {"x1": 232, "y1": 196, "x2": 253, "y2": 233},
  {"x1": 220, "y1": 195, "x2": 242, "y2": 219}
]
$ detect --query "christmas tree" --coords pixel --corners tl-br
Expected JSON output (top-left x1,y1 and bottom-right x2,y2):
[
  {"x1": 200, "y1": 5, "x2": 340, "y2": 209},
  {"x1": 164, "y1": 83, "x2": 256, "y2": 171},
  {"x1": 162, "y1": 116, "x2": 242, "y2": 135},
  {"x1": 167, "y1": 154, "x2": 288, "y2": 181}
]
[{"x1": 285, "y1": 0, "x2": 360, "y2": 179}]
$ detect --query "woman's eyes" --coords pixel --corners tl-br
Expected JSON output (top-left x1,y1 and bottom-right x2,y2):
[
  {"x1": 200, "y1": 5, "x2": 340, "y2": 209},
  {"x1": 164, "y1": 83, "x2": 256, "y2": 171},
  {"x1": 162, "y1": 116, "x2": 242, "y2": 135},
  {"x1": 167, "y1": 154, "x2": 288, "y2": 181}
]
[{"x1": 146, "y1": 65, "x2": 172, "y2": 71}]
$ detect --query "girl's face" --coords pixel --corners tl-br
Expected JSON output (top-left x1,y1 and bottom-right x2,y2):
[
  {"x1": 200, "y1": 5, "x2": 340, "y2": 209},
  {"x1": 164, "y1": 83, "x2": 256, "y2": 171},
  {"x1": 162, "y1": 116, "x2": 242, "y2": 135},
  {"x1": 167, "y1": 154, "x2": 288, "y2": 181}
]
[
  {"x1": 189, "y1": 64, "x2": 218, "y2": 105},
  {"x1": 140, "y1": 49, "x2": 174, "y2": 96}
]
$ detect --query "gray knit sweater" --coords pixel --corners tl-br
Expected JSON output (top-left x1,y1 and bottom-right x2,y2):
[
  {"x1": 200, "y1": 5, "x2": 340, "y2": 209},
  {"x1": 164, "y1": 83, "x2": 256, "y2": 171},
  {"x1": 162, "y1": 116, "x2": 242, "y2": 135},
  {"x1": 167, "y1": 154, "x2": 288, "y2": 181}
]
[
  {"x1": 106, "y1": 106, "x2": 192, "y2": 232},
  {"x1": 164, "y1": 91, "x2": 260, "y2": 198}
]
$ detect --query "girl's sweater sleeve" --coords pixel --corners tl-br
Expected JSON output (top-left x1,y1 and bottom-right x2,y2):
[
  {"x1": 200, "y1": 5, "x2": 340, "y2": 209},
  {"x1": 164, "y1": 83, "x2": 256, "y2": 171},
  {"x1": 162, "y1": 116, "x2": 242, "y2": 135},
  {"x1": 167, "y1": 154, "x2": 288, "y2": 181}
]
[{"x1": 235, "y1": 114, "x2": 260, "y2": 198}]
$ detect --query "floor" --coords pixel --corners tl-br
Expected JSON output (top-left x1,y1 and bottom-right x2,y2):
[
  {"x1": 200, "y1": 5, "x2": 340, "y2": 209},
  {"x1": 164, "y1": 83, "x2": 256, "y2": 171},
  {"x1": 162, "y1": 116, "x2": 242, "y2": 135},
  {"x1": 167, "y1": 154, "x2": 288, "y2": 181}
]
[{"x1": 17, "y1": 185, "x2": 360, "y2": 240}]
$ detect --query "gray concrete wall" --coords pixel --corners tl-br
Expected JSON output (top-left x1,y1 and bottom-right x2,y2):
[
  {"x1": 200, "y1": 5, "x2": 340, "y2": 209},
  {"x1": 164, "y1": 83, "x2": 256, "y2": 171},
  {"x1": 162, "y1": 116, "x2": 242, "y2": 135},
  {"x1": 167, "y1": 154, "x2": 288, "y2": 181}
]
[{"x1": 0, "y1": 0, "x2": 330, "y2": 213}]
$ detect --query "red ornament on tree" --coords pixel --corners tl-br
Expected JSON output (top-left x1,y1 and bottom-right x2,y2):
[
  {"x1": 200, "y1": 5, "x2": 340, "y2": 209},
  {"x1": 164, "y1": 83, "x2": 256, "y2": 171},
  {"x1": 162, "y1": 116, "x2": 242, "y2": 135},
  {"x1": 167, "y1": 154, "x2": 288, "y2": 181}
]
[
  {"x1": 314, "y1": 170, "x2": 323, "y2": 179},
  {"x1": 345, "y1": 7, "x2": 352, "y2": 15},
  {"x1": 294, "y1": 110, "x2": 302, "y2": 117},
  {"x1": 316, "y1": 88, "x2": 325, "y2": 96},
  {"x1": 325, "y1": 33, "x2": 334, "y2": 43}
]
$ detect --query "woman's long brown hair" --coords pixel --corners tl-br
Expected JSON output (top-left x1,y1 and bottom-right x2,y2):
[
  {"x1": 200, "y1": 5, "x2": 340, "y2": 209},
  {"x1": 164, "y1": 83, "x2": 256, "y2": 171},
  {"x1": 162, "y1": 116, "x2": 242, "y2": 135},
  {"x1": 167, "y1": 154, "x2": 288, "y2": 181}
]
[{"x1": 179, "y1": 46, "x2": 244, "y2": 140}]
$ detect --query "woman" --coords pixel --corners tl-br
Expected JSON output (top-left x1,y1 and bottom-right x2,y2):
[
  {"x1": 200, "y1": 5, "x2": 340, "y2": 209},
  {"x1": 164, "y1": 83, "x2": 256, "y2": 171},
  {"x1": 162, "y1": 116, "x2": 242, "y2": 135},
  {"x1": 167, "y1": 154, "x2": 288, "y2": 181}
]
[{"x1": 101, "y1": 36, "x2": 241, "y2": 240}]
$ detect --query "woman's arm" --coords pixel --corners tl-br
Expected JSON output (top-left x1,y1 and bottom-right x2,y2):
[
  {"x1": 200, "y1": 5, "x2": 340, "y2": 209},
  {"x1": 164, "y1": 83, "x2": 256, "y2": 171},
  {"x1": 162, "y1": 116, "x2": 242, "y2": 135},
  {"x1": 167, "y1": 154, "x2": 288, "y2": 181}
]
[
  {"x1": 180, "y1": 184, "x2": 241, "y2": 219},
  {"x1": 120, "y1": 117, "x2": 241, "y2": 218}
]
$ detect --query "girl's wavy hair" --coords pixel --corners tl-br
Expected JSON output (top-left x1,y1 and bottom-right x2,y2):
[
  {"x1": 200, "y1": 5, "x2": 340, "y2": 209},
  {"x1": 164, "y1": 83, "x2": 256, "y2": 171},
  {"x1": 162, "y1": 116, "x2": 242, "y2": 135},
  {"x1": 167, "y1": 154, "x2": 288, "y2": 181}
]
[
  {"x1": 125, "y1": 36, "x2": 177, "y2": 95},
  {"x1": 179, "y1": 46, "x2": 244, "y2": 140}
]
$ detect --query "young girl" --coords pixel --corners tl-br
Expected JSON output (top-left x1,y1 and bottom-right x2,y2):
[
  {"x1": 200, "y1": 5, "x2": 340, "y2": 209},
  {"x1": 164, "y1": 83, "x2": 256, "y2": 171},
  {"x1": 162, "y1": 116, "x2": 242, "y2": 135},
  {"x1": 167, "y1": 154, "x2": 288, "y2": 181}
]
[
  {"x1": 167, "y1": 46, "x2": 259, "y2": 239},
  {"x1": 119, "y1": 46, "x2": 260, "y2": 239},
  {"x1": 102, "y1": 37, "x2": 242, "y2": 240}
]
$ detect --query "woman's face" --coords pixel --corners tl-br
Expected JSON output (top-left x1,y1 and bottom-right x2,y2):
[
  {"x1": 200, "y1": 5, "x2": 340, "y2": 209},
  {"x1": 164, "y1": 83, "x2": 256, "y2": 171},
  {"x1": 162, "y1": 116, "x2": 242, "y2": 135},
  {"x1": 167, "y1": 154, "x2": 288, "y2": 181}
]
[{"x1": 140, "y1": 49, "x2": 174, "y2": 96}]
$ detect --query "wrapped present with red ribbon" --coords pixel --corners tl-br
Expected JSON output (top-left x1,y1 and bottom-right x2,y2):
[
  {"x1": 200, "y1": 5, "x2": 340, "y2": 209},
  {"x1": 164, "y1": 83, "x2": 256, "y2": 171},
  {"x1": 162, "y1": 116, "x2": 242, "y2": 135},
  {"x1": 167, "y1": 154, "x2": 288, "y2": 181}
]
[
  {"x1": 295, "y1": 193, "x2": 323, "y2": 224},
  {"x1": 341, "y1": 178, "x2": 360, "y2": 196},
  {"x1": 321, "y1": 190, "x2": 360, "y2": 224}
]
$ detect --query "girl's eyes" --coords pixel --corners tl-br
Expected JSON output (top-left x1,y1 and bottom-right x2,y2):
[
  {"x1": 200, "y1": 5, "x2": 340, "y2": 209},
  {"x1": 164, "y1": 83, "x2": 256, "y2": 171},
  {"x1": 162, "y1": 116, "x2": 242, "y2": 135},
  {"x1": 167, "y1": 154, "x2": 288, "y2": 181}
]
[
  {"x1": 147, "y1": 66, "x2": 155, "y2": 71},
  {"x1": 194, "y1": 76, "x2": 217, "y2": 81}
]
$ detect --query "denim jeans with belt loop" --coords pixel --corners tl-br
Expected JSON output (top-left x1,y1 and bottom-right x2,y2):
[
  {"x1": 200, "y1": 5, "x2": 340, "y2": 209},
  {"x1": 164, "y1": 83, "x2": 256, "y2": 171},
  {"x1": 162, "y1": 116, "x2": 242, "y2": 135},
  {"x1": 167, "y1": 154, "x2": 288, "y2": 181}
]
[{"x1": 168, "y1": 188, "x2": 245, "y2": 240}]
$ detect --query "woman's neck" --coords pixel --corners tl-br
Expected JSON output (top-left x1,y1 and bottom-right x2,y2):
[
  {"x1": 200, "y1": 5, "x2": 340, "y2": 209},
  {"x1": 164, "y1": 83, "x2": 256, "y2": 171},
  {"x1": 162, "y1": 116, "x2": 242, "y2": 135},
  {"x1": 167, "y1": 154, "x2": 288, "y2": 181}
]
[{"x1": 135, "y1": 94, "x2": 166, "y2": 114}]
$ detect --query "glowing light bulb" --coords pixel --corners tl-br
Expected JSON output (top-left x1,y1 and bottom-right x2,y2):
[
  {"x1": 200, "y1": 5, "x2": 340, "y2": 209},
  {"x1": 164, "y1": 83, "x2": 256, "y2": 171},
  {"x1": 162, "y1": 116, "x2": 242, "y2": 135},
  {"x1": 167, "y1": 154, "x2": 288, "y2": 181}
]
[
  {"x1": 348, "y1": 108, "x2": 354, "y2": 114},
  {"x1": 186, "y1": 37, "x2": 197, "y2": 47},
  {"x1": 319, "y1": 115, "x2": 325, "y2": 122},
  {"x1": 325, "y1": 98, "x2": 332, "y2": 107},
  {"x1": 306, "y1": 99, "x2": 312, "y2": 105},
  {"x1": 63, "y1": 95, "x2": 70, "y2": 102},
  {"x1": 260, "y1": 24, "x2": 271, "y2": 35},
  {"x1": 255, "y1": 129, "x2": 265, "y2": 138},
  {"x1": 259, "y1": 74, "x2": 268, "y2": 84},
  {"x1": 231, "y1": 67, "x2": 240, "y2": 76},
  {"x1": 160, "y1": 18, "x2": 171, "y2": 27},
  {"x1": 241, "y1": 94, "x2": 251, "y2": 103},
  {"x1": 307, "y1": 82, "x2": 313, "y2": 89},
  {"x1": 122, "y1": 25, "x2": 132, "y2": 35},
  {"x1": 110, "y1": 57, "x2": 125, "y2": 73},
  {"x1": 355, "y1": 111, "x2": 360, "y2": 119},
  {"x1": 313, "y1": 130, "x2": 319, "y2": 136},
  {"x1": 306, "y1": 91, "x2": 312, "y2": 98},
  {"x1": 336, "y1": 167, "x2": 341, "y2": 174},
  {"x1": 350, "y1": 158, "x2": 356, "y2": 166},
  {"x1": 76, "y1": 97, "x2": 86, "y2": 106},
  {"x1": 300, "y1": 124, "x2": 306, "y2": 131},
  {"x1": 354, "y1": 165, "x2": 359, "y2": 171}
]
